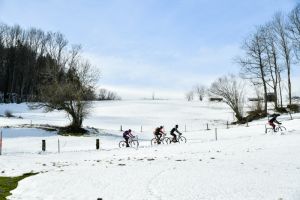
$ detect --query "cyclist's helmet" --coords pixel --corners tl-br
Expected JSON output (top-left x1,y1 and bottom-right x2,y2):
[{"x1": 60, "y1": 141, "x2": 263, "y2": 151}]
[
  {"x1": 175, "y1": 124, "x2": 179, "y2": 128},
  {"x1": 128, "y1": 129, "x2": 131, "y2": 132},
  {"x1": 160, "y1": 126, "x2": 164, "y2": 129}
]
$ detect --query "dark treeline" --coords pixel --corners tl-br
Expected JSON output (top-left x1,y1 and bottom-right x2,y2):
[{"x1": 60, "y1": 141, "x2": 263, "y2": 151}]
[{"x1": 0, "y1": 23, "x2": 94, "y2": 103}]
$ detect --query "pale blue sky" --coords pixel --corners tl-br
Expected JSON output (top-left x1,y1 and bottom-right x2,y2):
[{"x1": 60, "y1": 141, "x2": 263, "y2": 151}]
[{"x1": 0, "y1": 0, "x2": 299, "y2": 98}]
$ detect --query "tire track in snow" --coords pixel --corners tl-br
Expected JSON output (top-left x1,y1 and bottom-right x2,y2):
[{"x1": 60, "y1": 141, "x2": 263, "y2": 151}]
[{"x1": 146, "y1": 167, "x2": 173, "y2": 200}]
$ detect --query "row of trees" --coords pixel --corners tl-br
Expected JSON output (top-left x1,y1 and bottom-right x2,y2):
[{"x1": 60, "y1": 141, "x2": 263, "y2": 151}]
[
  {"x1": 206, "y1": 5, "x2": 300, "y2": 123},
  {"x1": 237, "y1": 6, "x2": 300, "y2": 114},
  {"x1": 0, "y1": 23, "x2": 96, "y2": 102},
  {"x1": 0, "y1": 23, "x2": 100, "y2": 132},
  {"x1": 98, "y1": 88, "x2": 121, "y2": 101},
  {"x1": 185, "y1": 85, "x2": 207, "y2": 101}
]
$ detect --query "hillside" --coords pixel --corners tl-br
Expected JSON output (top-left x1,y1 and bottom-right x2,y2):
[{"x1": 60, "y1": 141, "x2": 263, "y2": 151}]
[{"x1": 0, "y1": 100, "x2": 299, "y2": 200}]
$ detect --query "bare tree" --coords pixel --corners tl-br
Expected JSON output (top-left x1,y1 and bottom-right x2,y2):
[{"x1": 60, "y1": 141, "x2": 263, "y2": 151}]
[
  {"x1": 252, "y1": 85, "x2": 264, "y2": 112},
  {"x1": 237, "y1": 27, "x2": 268, "y2": 115},
  {"x1": 185, "y1": 91, "x2": 194, "y2": 101},
  {"x1": 210, "y1": 74, "x2": 245, "y2": 122},
  {"x1": 98, "y1": 88, "x2": 121, "y2": 100},
  {"x1": 273, "y1": 12, "x2": 293, "y2": 106},
  {"x1": 288, "y1": 4, "x2": 300, "y2": 59},
  {"x1": 263, "y1": 23, "x2": 282, "y2": 109},
  {"x1": 194, "y1": 85, "x2": 206, "y2": 101},
  {"x1": 30, "y1": 58, "x2": 99, "y2": 133}
]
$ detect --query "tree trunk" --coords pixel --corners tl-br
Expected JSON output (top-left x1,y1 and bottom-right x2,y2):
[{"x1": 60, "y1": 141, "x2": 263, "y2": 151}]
[
  {"x1": 287, "y1": 66, "x2": 292, "y2": 105},
  {"x1": 69, "y1": 112, "x2": 83, "y2": 130},
  {"x1": 259, "y1": 49, "x2": 268, "y2": 115},
  {"x1": 278, "y1": 72, "x2": 283, "y2": 108}
]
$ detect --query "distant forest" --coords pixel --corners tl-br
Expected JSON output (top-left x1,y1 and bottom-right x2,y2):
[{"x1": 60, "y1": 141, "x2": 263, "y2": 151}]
[{"x1": 0, "y1": 23, "x2": 95, "y2": 103}]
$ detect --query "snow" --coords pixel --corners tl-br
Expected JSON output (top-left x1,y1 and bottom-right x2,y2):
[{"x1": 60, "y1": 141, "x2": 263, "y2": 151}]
[{"x1": 0, "y1": 100, "x2": 300, "y2": 200}]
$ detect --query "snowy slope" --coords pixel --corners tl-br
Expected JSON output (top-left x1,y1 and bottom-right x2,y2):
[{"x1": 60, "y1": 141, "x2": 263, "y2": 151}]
[{"x1": 0, "y1": 100, "x2": 300, "y2": 200}]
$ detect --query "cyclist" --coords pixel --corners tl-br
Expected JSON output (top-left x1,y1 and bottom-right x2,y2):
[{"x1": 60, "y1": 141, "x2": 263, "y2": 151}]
[
  {"x1": 170, "y1": 124, "x2": 182, "y2": 142},
  {"x1": 154, "y1": 126, "x2": 165, "y2": 144},
  {"x1": 123, "y1": 129, "x2": 134, "y2": 147},
  {"x1": 268, "y1": 113, "x2": 281, "y2": 132}
]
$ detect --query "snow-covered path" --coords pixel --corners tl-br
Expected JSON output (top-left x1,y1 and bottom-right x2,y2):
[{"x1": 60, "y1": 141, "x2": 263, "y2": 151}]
[{"x1": 1, "y1": 127, "x2": 299, "y2": 200}]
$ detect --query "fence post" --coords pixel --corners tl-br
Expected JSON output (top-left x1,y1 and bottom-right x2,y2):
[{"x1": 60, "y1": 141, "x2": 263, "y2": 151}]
[
  {"x1": 184, "y1": 124, "x2": 187, "y2": 132},
  {"x1": 42, "y1": 140, "x2": 46, "y2": 151},
  {"x1": 96, "y1": 139, "x2": 100, "y2": 150},
  {"x1": 265, "y1": 124, "x2": 267, "y2": 134},
  {"x1": 140, "y1": 126, "x2": 143, "y2": 132},
  {"x1": 215, "y1": 128, "x2": 218, "y2": 141},
  {"x1": 206, "y1": 123, "x2": 209, "y2": 130},
  {"x1": 120, "y1": 125, "x2": 123, "y2": 132},
  {"x1": 58, "y1": 139, "x2": 60, "y2": 153},
  {"x1": 0, "y1": 130, "x2": 2, "y2": 155},
  {"x1": 246, "y1": 121, "x2": 249, "y2": 127},
  {"x1": 226, "y1": 121, "x2": 229, "y2": 129}
]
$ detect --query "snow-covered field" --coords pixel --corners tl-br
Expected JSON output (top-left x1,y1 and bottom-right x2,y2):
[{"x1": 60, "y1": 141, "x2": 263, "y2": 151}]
[{"x1": 0, "y1": 100, "x2": 300, "y2": 200}]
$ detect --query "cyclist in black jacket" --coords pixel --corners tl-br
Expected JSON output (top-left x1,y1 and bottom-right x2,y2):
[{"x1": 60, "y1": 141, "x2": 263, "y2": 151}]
[
  {"x1": 154, "y1": 126, "x2": 165, "y2": 144},
  {"x1": 123, "y1": 129, "x2": 133, "y2": 147},
  {"x1": 170, "y1": 125, "x2": 182, "y2": 142},
  {"x1": 268, "y1": 113, "x2": 281, "y2": 132}
]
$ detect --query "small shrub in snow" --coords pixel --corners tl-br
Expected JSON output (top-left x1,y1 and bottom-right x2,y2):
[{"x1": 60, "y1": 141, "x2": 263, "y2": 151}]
[
  {"x1": 4, "y1": 110, "x2": 14, "y2": 118},
  {"x1": 287, "y1": 104, "x2": 300, "y2": 112}
]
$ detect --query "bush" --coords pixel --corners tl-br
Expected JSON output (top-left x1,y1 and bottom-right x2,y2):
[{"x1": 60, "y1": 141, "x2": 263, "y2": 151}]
[
  {"x1": 4, "y1": 110, "x2": 14, "y2": 118},
  {"x1": 275, "y1": 107, "x2": 288, "y2": 113},
  {"x1": 287, "y1": 104, "x2": 300, "y2": 112},
  {"x1": 98, "y1": 88, "x2": 121, "y2": 101},
  {"x1": 239, "y1": 109, "x2": 267, "y2": 124}
]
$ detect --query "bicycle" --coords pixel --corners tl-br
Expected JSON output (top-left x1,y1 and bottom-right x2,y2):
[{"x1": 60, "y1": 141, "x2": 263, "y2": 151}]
[
  {"x1": 151, "y1": 133, "x2": 170, "y2": 146},
  {"x1": 119, "y1": 136, "x2": 139, "y2": 148},
  {"x1": 167, "y1": 134, "x2": 187, "y2": 144},
  {"x1": 274, "y1": 124, "x2": 286, "y2": 132},
  {"x1": 265, "y1": 123, "x2": 286, "y2": 133}
]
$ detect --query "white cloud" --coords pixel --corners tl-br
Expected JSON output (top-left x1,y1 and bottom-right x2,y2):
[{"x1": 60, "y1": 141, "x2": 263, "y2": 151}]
[{"x1": 83, "y1": 44, "x2": 243, "y2": 99}]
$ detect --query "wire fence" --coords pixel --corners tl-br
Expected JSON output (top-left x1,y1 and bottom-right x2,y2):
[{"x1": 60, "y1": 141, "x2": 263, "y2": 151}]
[{"x1": 0, "y1": 113, "x2": 297, "y2": 155}]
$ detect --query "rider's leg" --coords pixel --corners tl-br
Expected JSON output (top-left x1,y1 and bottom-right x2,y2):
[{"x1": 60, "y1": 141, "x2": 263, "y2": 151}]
[
  {"x1": 269, "y1": 122, "x2": 275, "y2": 132},
  {"x1": 269, "y1": 122, "x2": 275, "y2": 131},
  {"x1": 157, "y1": 133, "x2": 162, "y2": 144},
  {"x1": 125, "y1": 137, "x2": 129, "y2": 147},
  {"x1": 171, "y1": 133, "x2": 176, "y2": 142}
]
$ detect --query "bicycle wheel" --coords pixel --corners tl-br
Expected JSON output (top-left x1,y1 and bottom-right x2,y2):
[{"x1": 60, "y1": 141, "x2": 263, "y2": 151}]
[
  {"x1": 267, "y1": 128, "x2": 274, "y2": 133},
  {"x1": 163, "y1": 137, "x2": 171, "y2": 144},
  {"x1": 178, "y1": 136, "x2": 187, "y2": 143},
  {"x1": 151, "y1": 138, "x2": 159, "y2": 146},
  {"x1": 131, "y1": 140, "x2": 139, "y2": 148},
  {"x1": 119, "y1": 141, "x2": 127, "y2": 148},
  {"x1": 278, "y1": 126, "x2": 286, "y2": 131}
]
